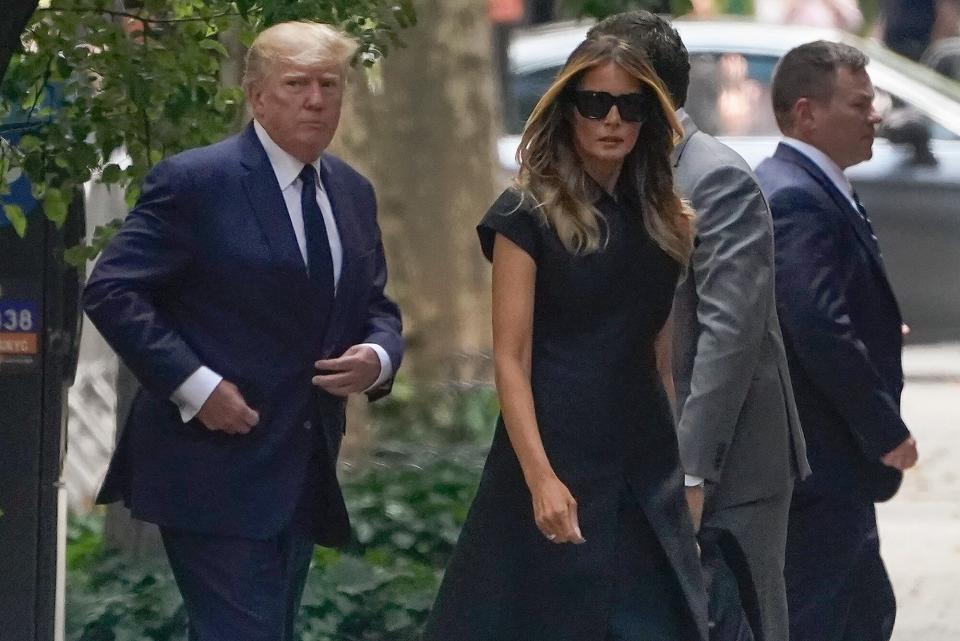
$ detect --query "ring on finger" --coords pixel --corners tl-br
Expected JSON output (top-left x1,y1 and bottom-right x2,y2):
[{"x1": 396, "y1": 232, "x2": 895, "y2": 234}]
[{"x1": 546, "y1": 533, "x2": 557, "y2": 542}]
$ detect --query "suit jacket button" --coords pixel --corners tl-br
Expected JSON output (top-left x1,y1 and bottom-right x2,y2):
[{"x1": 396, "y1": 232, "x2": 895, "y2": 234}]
[{"x1": 303, "y1": 420, "x2": 312, "y2": 430}]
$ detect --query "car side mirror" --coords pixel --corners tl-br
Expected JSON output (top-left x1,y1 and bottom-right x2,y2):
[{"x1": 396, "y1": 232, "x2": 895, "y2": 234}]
[{"x1": 879, "y1": 108, "x2": 937, "y2": 166}]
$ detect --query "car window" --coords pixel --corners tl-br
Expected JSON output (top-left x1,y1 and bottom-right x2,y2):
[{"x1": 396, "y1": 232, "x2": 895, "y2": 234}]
[
  {"x1": 687, "y1": 51, "x2": 960, "y2": 141},
  {"x1": 686, "y1": 53, "x2": 780, "y2": 137},
  {"x1": 505, "y1": 66, "x2": 558, "y2": 135},
  {"x1": 506, "y1": 51, "x2": 960, "y2": 142}
]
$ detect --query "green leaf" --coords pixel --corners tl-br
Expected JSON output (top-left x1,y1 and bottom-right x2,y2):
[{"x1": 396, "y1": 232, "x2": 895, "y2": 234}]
[
  {"x1": 384, "y1": 608, "x2": 414, "y2": 631},
  {"x1": 199, "y1": 39, "x2": 229, "y2": 57},
  {"x1": 64, "y1": 244, "x2": 97, "y2": 267},
  {"x1": 326, "y1": 556, "x2": 388, "y2": 595},
  {"x1": 100, "y1": 163, "x2": 122, "y2": 183},
  {"x1": 4, "y1": 167, "x2": 22, "y2": 184},
  {"x1": 43, "y1": 188, "x2": 68, "y2": 227},
  {"x1": 3, "y1": 204, "x2": 26, "y2": 237},
  {"x1": 17, "y1": 135, "x2": 42, "y2": 153}
]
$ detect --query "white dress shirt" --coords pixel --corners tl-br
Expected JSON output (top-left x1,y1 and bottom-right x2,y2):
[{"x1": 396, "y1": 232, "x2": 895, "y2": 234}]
[
  {"x1": 781, "y1": 137, "x2": 859, "y2": 211},
  {"x1": 170, "y1": 120, "x2": 393, "y2": 422}
]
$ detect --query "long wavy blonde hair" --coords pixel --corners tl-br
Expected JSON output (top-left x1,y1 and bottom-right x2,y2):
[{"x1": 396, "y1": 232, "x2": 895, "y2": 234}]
[{"x1": 516, "y1": 35, "x2": 693, "y2": 264}]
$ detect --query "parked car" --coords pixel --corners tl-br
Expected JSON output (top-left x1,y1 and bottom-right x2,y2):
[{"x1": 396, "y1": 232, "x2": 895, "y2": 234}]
[{"x1": 501, "y1": 20, "x2": 960, "y2": 343}]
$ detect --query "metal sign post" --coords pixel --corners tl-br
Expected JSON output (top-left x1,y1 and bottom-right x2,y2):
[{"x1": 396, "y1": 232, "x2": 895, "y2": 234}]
[{"x1": 0, "y1": 121, "x2": 84, "y2": 641}]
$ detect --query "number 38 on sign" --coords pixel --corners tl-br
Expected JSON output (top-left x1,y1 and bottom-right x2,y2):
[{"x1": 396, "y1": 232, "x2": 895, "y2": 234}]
[{"x1": 0, "y1": 299, "x2": 39, "y2": 358}]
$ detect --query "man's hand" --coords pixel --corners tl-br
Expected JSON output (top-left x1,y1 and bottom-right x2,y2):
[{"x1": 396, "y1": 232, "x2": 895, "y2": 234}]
[
  {"x1": 685, "y1": 485, "x2": 705, "y2": 532},
  {"x1": 882, "y1": 436, "x2": 919, "y2": 471},
  {"x1": 196, "y1": 380, "x2": 259, "y2": 434},
  {"x1": 312, "y1": 345, "x2": 381, "y2": 397}
]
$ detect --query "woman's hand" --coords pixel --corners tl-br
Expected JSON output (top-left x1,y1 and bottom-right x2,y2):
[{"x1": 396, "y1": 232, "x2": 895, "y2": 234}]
[{"x1": 530, "y1": 475, "x2": 586, "y2": 544}]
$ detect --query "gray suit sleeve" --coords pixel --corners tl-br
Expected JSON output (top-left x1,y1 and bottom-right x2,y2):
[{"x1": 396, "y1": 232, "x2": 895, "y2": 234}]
[{"x1": 677, "y1": 165, "x2": 774, "y2": 482}]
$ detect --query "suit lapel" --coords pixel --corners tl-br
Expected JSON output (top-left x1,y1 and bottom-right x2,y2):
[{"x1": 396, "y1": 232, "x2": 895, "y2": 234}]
[
  {"x1": 774, "y1": 144, "x2": 886, "y2": 271},
  {"x1": 238, "y1": 124, "x2": 316, "y2": 329},
  {"x1": 239, "y1": 124, "x2": 306, "y2": 271}
]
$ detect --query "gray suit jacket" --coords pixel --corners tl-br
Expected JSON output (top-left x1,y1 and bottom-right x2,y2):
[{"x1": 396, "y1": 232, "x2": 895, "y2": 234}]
[{"x1": 671, "y1": 110, "x2": 810, "y2": 509}]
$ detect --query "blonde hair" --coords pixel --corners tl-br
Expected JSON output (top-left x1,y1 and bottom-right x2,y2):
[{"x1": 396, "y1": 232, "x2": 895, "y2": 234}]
[
  {"x1": 242, "y1": 21, "x2": 358, "y2": 91},
  {"x1": 516, "y1": 35, "x2": 693, "y2": 264}
]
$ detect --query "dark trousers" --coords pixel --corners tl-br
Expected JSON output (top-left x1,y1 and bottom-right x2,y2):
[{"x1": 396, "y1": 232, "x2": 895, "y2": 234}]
[
  {"x1": 785, "y1": 495, "x2": 896, "y2": 641},
  {"x1": 159, "y1": 455, "x2": 324, "y2": 641},
  {"x1": 160, "y1": 522, "x2": 314, "y2": 641}
]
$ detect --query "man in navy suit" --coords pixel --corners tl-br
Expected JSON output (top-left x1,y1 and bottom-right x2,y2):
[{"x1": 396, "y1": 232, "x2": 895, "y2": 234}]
[
  {"x1": 82, "y1": 21, "x2": 403, "y2": 641},
  {"x1": 755, "y1": 41, "x2": 918, "y2": 641}
]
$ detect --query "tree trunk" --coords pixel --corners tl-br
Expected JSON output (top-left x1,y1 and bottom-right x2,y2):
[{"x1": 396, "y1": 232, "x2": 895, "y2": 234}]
[
  {"x1": 0, "y1": 0, "x2": 38, "y2": 79},
  {"x1": 333, "y1": 0, "x2": 500, "y2": 385}
]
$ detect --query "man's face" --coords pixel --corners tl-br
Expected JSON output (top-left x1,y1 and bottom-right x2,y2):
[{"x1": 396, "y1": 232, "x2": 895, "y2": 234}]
[
  {"x1": 809, "y1": 66, "x2": 881, "y2": 169},
  {"x1": 247, "y1": 58, "x2": 344, "y2": 163}
]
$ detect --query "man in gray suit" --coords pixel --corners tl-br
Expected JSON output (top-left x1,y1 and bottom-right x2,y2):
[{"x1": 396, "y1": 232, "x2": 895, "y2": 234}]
[{"x1": 589, "y1": 12, "x2": 811, "y2": 641}]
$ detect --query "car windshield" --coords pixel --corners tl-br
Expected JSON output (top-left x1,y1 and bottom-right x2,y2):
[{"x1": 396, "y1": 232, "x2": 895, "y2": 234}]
[
  {"x1": 505, "y1": 23, "x2": 960, "y2": 140},
  {"x1": 856, "y1": 36, "x2": 960, "y2": 103}
]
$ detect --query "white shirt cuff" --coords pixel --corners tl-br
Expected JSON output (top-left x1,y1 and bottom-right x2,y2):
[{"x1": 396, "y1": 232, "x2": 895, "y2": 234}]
[
  {"x1": 358, "y1": 343, "x2": 393, "y2": 393},
  {"x1": 170, "y1": 366, "x2": 223, "y2": 423},
  {"x1": 684, "y1": 474, "x2": 705, "y2": 487}
]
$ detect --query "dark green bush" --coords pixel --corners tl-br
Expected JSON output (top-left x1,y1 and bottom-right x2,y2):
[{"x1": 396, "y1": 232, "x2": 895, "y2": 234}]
[{"x1": 66, "y1": 516, "x2": 187, "y2": 641}]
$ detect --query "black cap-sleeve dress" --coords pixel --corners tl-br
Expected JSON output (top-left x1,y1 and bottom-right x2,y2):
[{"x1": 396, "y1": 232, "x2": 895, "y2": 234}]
[{"x1": 421, "y1": 187, "x2": 708, "y2": 641}]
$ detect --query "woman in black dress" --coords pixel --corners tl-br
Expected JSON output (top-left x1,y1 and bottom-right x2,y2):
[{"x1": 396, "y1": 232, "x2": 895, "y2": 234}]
[{"x1": 422, "y1": 35, "x2": 708, "y2": 641}]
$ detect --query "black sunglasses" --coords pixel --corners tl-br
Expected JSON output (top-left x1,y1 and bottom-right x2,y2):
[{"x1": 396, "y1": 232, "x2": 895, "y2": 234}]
[{"x1": 567, "y1": 89, "x2": 654, "y2": 123}]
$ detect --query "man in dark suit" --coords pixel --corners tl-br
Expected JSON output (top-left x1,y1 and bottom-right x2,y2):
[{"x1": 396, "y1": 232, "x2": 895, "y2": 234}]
[
  {"x1": 588, "y1": 13, "x2": 809, "y2": 640},
  {"x1": 755, "y1": 41, "x2": 918, "y2": 641},
  {"x1": 82, "y1": 21, "x2": 403, "y2": 641}
]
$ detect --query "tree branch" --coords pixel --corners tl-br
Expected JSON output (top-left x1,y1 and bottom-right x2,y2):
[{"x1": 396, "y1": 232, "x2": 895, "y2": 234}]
[
  {"x1": 25, "y1": 55, "x2": 54, "y2": 122},
  {"x1": 37, "y1": 6, "x2": 245, "y2": 24}
]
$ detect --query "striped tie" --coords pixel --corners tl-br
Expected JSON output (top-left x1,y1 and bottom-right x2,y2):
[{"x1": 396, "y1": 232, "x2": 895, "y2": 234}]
[{"x1": 851, "y1": 190, "x2": 880, "y2": 248}]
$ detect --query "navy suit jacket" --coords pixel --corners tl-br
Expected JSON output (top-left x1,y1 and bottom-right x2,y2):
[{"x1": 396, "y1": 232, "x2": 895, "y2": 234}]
[
  {"x1": 756, "y1": 143, "x2": 908, "y2": 503},
  {"x1": 83, "y1": 124, "x2": 403, "y2": 546}
]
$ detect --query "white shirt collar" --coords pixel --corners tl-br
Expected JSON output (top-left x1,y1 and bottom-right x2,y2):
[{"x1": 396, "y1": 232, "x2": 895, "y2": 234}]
[
  {"x1": 781, "y1": 137, "x2": 856, "y2": 204},
  {"x1": 252, "y1": 119, "x2": 323, "y2": 192}
]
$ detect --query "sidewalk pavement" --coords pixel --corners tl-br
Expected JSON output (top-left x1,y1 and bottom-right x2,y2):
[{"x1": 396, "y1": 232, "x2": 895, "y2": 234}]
[{"x1": 879, "y1": 342, "x2": 960, "y2": 640}]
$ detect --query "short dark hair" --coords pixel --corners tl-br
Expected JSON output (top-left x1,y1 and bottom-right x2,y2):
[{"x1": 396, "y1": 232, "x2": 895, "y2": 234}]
[
  {"x1": 587, "y1": 11, "x2": 690, "y2": 108},
  {"x1": 771, "y1": 40, "x2": 869, "y2": 131}
]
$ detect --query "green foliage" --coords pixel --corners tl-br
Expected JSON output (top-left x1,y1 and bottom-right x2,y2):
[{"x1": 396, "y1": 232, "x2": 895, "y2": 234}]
[
  {"x1": 298, "y1": 442, "x2": 486, "y2": 641},
  {"x1": 0, "y1": 0, "x2": 415, "y2": 259},
  {"x1": 368, "y1": 379, "x2": 499, "y2": 445},
  {"x1": 67, "y1": 384, "x2": 497, "y2": 641},
  {"x1": 342, "y1": 441, "x2": 487, "y2": 569},
  {"x1": 66, "y1": 514, "x2": 188, "y2": 641}
]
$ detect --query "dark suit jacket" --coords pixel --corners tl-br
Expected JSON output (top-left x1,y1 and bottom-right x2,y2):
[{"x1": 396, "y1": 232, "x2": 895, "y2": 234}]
[
  {"x1": 83, "y1": 124, "x2": 403, "y2": 546},
  {"x1": 756, "y1": 143, "x2": 907, "y2": 503}
]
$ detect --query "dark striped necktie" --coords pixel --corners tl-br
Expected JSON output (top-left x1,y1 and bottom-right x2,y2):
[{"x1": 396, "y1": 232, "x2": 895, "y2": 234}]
[{"x1": 851, "y1": 190, "x2": 880, "y2": 248}]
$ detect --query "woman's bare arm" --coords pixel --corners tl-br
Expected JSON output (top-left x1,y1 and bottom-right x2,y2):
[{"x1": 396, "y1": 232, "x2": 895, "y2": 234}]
[{"x1": 492, "y1": 233, "x2": 584, "y2": 544}]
